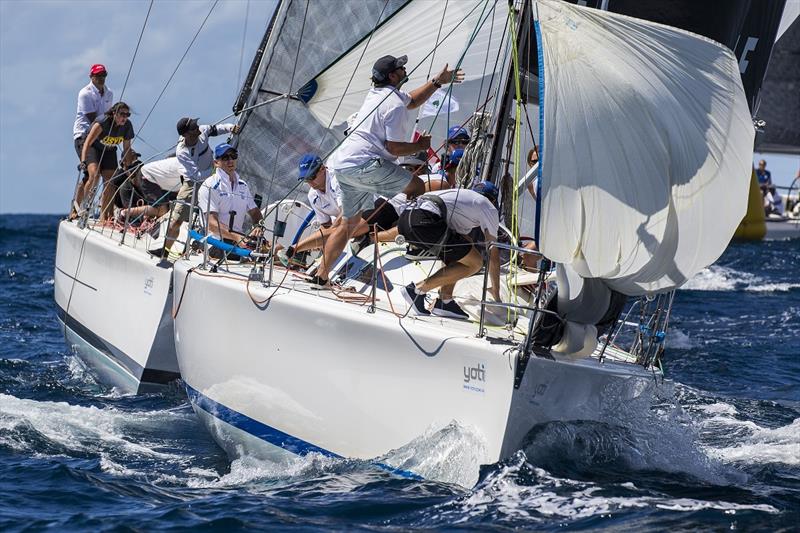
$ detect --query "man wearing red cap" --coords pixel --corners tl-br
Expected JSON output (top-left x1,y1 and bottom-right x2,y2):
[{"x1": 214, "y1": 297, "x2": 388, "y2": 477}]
[{"x1": 71, "y1": 64, "x2": 113, "y2": 214}]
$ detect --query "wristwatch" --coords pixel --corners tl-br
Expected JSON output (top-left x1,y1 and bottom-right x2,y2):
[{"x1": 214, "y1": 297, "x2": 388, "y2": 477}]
[{"x1": 431, "y1": 78, "x2": 442, "y2": 88}]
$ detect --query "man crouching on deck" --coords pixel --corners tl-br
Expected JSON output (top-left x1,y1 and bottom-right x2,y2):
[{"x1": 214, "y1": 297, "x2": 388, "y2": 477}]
[
  {"x1": 197, "y1": 143, "x2": 263, "y2": 259},
  {"x1": 396, "y1": 181, "x2": 501, "y2": 319},
  {"x1": 313, "y1": 54, "x2": 464, "y2": 288}
]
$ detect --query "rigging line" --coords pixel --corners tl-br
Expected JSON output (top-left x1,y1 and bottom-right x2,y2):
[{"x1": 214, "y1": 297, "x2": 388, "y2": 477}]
[
  {"x1": 118, "y1": 0, "x2": 154, "y2": 102},
  {"x1": 426, "y1": 0, "x2": 494, "y2": 134},
  {"x1": 135, "y1": 0, "x2": 219, "y2": 142},
  {"x1": 425, "y1": 0, "x2": 449, "y2": 81},
  {"x1": 315, "y1": 0, "x2": 392, "y2": 152},
  {"x1": 237, "y1": 0, "x2": 251, "y2": 95},
  {"x1": 265, "y1": 0, "x2": 310, "y2": 205},
  {"x1": 475, "y1": 1, "x2": 497, "y2": 115}
]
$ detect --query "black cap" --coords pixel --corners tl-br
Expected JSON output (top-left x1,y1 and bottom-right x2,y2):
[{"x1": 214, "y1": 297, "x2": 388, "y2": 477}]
[
  {"x1": 372, "y1": 55, "x2": 408, "y2": 83},
  {"x1": 176, "y1": 117, "x2": 199, "y2": 136}
]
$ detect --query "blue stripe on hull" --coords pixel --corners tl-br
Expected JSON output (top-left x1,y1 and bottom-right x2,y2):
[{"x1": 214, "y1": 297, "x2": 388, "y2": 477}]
[{"x1": 184, "y1": 383, "x2": 422, "y2": 480}]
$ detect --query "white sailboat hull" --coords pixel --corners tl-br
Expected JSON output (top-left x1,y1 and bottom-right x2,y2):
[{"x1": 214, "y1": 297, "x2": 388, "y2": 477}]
[
  {"x1": 172, "y1": 259, "x2": 657, "y2": 478},
  {"x1": 765, "y1": 217, "x2": 800, "y2": 240},
  {"x1": 54, "y1": 220, "x2": 180, "y2": 392}
]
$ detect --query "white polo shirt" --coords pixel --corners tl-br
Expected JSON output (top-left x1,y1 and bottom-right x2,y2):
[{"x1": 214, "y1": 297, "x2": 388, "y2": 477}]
[
  {"x1": 141, "y1": 157, "x2": 185, "y2": 192},
  {"x1": 307, "y1": 169, "x2": 342, "y2": 225},
  {"x1": 73, "y1": 83, "x2": 114, "y2": 139},
  {"x1": 417, "y1": 189, "x2": 499, "y2": 237},
  {"x1": 197, "y1": 168, "x2": 257, "y2": 235},
  {"x1": 330, "y1": 86, "x2": 413, "y2": 169}
]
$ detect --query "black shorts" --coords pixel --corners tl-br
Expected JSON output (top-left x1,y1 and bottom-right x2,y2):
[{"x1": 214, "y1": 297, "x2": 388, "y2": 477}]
[
  {"x1": 362, "y1": 197, "x2": 399, "y2": 231},
  {"x1": 141, "y1": 179, "x2": 178, "y2": 207},
  {"x1": 398, "y1": 208, "x2": 471, "y2": 264},
  {"x1": 85, "y1": 144, "x2": 119, "y2": 171}
]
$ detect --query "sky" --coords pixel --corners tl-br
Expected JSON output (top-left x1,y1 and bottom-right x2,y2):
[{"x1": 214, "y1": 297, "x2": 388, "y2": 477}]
[
  {"x1": 0, "y1": 0, "x2": 798, "y2": 214},
  {"x1": 0, "y1": 0, "x2": 277, "y2": 214}
]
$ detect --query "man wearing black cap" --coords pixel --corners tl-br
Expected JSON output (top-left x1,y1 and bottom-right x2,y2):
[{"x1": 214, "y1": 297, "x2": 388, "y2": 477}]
[
  {"x1": 165, "y1": 117, "x2": 239, "y2": 255},
  {"x1": 314, "y1": 55, "x2": 463, "y2": 287}
]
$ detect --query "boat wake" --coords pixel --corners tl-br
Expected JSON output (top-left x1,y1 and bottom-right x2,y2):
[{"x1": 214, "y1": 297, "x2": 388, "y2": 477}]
[{"x1": 682, "y1": 265, "x2": 800, "y2": 292}]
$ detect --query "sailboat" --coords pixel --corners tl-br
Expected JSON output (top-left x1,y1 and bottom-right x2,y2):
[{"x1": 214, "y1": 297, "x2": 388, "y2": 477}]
[{"x1": 171, "y1": 0, "x2": 753, "y2": 481}]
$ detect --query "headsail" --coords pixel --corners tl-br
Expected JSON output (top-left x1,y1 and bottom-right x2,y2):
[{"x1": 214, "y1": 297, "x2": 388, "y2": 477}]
[
  {"x1": 535, "y1": 0, "x2": 754, "y2": 296},
  {"x1": 304, "y1": 0, "x2": 509, "y2": 131},
  {"x1": 234, "y1": 0, "x2": 408, "y2": 203}
]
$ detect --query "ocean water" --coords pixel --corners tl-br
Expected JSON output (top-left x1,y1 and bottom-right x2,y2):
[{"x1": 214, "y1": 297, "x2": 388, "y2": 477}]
[{"x1": 1, "y1": 213, "x2": 798, "y2": 531}]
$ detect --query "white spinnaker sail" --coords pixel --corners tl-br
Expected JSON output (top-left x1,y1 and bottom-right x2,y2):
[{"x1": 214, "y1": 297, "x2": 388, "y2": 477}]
[
  {"x1": 306, "y1": 0, "x2": 509, "y2": 129},
  {"x1": 535, "y1": 0, "x2": 754, "y2": 296}
]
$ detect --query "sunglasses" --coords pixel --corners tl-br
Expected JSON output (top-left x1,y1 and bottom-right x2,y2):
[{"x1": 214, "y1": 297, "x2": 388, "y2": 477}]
[
  {"x1": 117, "y1": 111, "x2": 131, "y2": 117},
  {"x1": 219, "y1": 152, "x2": 238, "y2": 161},
  {"x1": 93, "y1": 73, "x2": 108, "y2": 78},
  {"x1": 449, "y1": 139, "x2": 469, "y2": 146}
]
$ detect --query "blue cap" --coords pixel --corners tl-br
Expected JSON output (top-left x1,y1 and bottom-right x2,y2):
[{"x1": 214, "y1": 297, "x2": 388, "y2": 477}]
[
  {"x1": 447, "y1": 126, "x2": 470, "y2": 141},
  {"x1": 298, "y1": 154, "x2": 323, "y2": 180},
  {"x1": 472, "y1": 180, "x2": 499, "y2": 204},
  {"x1": 214, "y1": 143, "x2": 236, "y2": 159}
]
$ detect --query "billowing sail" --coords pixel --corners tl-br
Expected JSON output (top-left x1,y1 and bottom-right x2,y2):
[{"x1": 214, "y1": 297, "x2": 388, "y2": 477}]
[
  {"x1": 535, "y1": 0, "x2": 754, "y2": 295},
  {"x1": 305, "y1": 0, "x2": 509, "y2": 130}
]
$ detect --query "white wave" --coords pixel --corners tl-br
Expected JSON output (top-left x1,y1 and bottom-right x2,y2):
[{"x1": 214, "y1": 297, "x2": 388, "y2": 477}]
[
  {"x1": 42, "y1": 278, "x2": 54, "y2": 285},
  {"x1": 0, "y1": 393, "x2": 191, "y2": 461},
  {"x1": 682, "y1": 265, "x2": 800, "y2": 292},
  {"x1": 380, "y1": 421, "x2": 490, "y2": 488},
  {"x1": 667, "y1": 328, "x2": 696, "y2": 349},
  {"x1": 185, "y1": 452, "x2": 341, "y2": 489},
  {"x1": 447, "y1": 454, "x2": 778, "y2": 522},
  {"x1": 682, "y1": 266, "x2": 757, "y2": 291},
  {"x1": 706, "y1": 418, "x2": 800, "y2": 466}
]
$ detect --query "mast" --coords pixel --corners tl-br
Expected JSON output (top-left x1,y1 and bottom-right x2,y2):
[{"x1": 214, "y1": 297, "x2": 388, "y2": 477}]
[{"x1": 483, "y1": 0, "x2": 531, "y2": 218}]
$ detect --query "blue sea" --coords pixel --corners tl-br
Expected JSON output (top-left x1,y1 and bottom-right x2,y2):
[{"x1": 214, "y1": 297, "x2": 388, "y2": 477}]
[{"x1": 1, "y1": 214, "x2": 798, "y2": 531}]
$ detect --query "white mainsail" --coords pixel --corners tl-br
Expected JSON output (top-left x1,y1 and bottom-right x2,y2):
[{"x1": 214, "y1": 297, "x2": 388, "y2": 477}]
[
  {"x1": 535, "y1": 0, "x2": 754, "y2": 295},
  {"x1": 306, "y1": 0, "x2": 509, "y2": 129}
]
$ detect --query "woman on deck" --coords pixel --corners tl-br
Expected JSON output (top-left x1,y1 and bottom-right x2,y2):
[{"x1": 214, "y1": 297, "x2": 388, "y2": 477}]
[{"x1": 77, "y1": 102, "x2": 136, "y2": 221}]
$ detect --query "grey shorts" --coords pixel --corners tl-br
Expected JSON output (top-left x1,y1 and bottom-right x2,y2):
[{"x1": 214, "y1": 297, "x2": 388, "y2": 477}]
[
  {"x1": 333, "y1": 158, "x2": 412, "y2": 218},
  {"x1": 169, "y1": 180, "x2": 197, "y2": 223}
]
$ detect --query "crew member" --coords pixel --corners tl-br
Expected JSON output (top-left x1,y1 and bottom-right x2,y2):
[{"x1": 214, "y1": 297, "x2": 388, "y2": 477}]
[
  {"x1": 398, "y1": 181, "x2": 501, "y2": 319},
  {"x1": 78, "y1": 101, "x2": 136, "y2": 221},
  {"x1": 72, "y1": 64, "x2": 114, "y2": 217},
  {"x1": 197, "y1": 144, "x2": 263, "y2": 255},
  {"x1": 118, "y1": 157, "x2": 184, "y2": 222},
  {"x1": 165, "y1": 117, "x2": 239, "y2": 252},
  {"x1": 315, "y1": 54, "x2": 464, "y2": 288}
]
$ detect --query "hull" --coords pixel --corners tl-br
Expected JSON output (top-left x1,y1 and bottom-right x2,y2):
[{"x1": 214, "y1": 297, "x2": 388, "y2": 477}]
[
  {"x1": 172, "y1": 257, "x2": 656, "y2": 480},
  {"x1": 54, "y1": 220, "x2": 180, "y2": 393},
  {"x1": 765, "y1": 217, "x2": 800, "y2": 240}
]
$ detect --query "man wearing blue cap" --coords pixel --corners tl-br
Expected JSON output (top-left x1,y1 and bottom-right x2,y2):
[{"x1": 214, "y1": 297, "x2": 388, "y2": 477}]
[
  {"x1": 278, "y1": 155, "x2": 343, "y2": 265},
  {"x1": 196, "y1": 144, "x2": 262, "y2": 246},
  {"x1": 446, "y1": 125, "x2": 470, "y2": 151},
  {"x1": 396, "y1": 181, "x2": 501, "y2": 319},
  {"x1": 315, "y1": 54, "x2": 465, "y2": 287}
]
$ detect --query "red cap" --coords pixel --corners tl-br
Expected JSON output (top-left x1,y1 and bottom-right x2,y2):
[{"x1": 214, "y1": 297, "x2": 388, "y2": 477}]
[{"x1": 90, "y1": 64, "x2": 107, "y2": 76}]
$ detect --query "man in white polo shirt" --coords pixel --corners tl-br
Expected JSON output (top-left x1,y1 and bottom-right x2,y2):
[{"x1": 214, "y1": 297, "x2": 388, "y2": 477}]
[
  {"x1": 314, "y1": 54, "x2": 464, "y2": 287},
  {"x1": 197, "y1": 143, "x2": 263, "y2": 245},
  {"x1": 71, "y1": 64, "x2": 114, "y2": 213}
]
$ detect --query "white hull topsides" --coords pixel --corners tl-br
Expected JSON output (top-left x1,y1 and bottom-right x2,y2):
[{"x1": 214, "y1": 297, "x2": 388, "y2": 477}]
[
  {"x1": 172, "y1": 243, "x2": 658, "y2": 481},
  {"x1": 54, "y1": 220, "x2": 180, "y2": 393}
]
